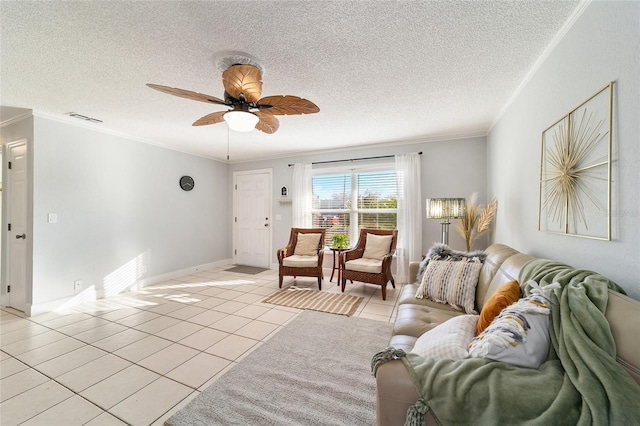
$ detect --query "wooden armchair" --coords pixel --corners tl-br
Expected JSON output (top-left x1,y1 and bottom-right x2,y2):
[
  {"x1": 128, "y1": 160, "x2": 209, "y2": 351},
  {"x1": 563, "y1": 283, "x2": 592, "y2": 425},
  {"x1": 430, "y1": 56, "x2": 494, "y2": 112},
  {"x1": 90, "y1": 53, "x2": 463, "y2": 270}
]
[
  {"x1": 340, "y1": 229, "x2": 398, "y2": 300},
  {"x1": 277, "y1": 228, "x2": 326, "y2": 290}
]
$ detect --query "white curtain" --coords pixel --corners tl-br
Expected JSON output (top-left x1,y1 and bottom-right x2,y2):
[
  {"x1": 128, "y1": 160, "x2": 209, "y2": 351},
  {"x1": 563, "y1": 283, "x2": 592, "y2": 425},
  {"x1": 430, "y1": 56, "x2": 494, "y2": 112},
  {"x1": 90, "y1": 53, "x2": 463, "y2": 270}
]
[
  {"x1": 395, "y1": 153, "x2": 422, "y2": 284},
  {"x1": 292, "y1": 163, "x2": 313, "y2": 227}
]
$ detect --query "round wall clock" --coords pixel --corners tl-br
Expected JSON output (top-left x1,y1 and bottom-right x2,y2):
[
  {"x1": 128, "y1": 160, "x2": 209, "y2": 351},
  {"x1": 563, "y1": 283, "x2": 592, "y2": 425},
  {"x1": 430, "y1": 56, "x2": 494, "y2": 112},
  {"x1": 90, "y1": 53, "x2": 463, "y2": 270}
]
[{"x1": 179, "y1": 175, "x2": 194, "y2": 191}]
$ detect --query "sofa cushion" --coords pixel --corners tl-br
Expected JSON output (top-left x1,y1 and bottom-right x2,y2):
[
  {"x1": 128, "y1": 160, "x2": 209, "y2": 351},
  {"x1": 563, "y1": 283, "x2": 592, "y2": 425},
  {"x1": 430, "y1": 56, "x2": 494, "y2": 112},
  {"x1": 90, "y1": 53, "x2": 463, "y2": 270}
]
[
  {"x1": 388, "y1": 334, "x2": 420, "y2": 352},
  {"x1": 411, "y1": 315, "x2": 478, "y2": 360},
  {"x1": 294, "y1": 233, "x2": 321, "y2": 256},
  {"x1": 416, "y1": 259, "x2": 483, "y2": 314},
  {"x1": 362, "y1": 233, "x2": 393, "y2": 260},
  {"x1": 475, "y1": 280, "x2": 521, "y2": 335},
  {"x1": 397, "y1": 284, "x2": 439, "y2": 306},
  {"x1": 282, "y1": 255, "x2": 319, "y2": 268},
  {"x1": 393, "y1": 303, "x2": 462, "y2": 338},
  {"x1": 345, "y1": 257, "x2": 383, "y2": 273}
]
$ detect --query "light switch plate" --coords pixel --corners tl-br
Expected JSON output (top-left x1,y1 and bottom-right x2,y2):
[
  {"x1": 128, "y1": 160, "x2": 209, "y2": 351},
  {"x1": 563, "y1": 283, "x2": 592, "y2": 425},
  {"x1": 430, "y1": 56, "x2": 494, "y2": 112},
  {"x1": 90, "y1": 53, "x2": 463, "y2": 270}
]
[{"x1": 48, "y1": 213, "x2": 58, "y2": 223}]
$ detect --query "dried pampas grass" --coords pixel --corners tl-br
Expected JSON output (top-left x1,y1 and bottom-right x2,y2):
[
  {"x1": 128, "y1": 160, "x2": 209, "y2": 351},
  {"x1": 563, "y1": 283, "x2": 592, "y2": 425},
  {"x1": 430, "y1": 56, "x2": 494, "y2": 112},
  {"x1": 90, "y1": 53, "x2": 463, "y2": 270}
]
[{"x1": 457, "y1": 194, "x2": 497, "y2": 251}]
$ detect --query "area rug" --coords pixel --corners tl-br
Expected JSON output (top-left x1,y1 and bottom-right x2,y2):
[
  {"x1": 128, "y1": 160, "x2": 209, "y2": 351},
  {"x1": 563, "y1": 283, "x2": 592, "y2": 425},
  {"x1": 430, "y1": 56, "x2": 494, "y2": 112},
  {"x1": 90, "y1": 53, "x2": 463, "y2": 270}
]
[
  {"x1": 225, "y1": 265, "x2": 269, "y2": 275},
  {"x1": 262, "y1": 287, "x2": 363, "y2": 316},
  {"x1": 165, "y1": 310, "x2": 392, "y2": 426}
]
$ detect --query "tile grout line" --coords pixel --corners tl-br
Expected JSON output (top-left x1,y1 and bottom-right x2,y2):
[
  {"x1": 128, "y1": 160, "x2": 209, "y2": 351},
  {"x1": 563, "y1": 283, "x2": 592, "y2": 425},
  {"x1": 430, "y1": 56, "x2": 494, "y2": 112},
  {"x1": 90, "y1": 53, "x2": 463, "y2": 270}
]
[{"x1": 1, "y1": 271, "x2": 398, "y2": 426}]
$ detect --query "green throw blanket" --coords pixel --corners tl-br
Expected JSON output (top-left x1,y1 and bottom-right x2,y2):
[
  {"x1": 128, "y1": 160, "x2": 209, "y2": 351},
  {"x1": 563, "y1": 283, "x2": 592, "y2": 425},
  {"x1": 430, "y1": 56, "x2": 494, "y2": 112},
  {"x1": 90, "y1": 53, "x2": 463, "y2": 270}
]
[{"x1": 372, "y1": 259, "x2": 640, "y2": 425}]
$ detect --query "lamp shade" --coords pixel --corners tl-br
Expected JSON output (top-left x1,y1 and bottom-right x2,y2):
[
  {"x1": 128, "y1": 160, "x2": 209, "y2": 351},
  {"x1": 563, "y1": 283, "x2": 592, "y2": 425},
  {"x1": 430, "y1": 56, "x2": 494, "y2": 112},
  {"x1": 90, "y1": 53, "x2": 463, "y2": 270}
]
[
  {"x1": 224, "y1": 111, "x2": 259, "y2": 132},
  {"x1": 426, "y1": 198, "x2": 466, "y2": 219}
]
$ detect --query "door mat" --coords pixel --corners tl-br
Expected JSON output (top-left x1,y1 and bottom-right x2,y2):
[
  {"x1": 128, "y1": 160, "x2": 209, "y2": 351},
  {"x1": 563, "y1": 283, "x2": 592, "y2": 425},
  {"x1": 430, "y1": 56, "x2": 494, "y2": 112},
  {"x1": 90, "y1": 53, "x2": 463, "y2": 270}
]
[
  {"x1": 225, "y1": 265, "x2": 269, "y2": 275},
  {"x1": 263, "y1": 287, "x2": 363, "y2": 316}
]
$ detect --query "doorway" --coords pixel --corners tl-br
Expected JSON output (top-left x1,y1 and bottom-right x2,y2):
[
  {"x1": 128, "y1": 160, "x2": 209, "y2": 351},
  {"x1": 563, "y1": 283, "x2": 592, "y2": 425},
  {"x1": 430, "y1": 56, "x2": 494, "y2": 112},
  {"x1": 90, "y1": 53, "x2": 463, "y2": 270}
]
[
  {"x1": 4, "y1": 140, "x2": 28, "y2": 313},
  {"x1": 233, "y1": 169, "x2": 272, "y2": 268}
]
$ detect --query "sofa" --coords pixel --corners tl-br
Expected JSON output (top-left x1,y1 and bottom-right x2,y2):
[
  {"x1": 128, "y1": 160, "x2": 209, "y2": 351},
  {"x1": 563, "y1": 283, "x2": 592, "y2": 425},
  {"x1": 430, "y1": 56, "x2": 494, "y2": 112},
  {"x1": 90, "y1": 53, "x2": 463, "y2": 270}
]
[{"x1": 375, "y1": 243, "x2": 640, "y2": 425}]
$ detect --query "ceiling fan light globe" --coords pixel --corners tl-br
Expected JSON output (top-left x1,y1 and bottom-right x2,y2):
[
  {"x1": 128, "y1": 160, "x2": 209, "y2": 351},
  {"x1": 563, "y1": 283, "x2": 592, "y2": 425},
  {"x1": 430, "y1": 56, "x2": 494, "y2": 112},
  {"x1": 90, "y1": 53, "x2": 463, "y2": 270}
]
[{"x1": 224, "y1": 111, "x2": 259, "y2": 132}]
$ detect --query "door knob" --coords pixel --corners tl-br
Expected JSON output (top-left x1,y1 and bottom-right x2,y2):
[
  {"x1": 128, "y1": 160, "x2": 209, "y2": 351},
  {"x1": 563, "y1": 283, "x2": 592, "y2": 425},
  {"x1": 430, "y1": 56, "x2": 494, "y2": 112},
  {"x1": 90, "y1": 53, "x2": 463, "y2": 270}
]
[{"x1": 16, "y1": 234, "x2": 26, "y2": 239}]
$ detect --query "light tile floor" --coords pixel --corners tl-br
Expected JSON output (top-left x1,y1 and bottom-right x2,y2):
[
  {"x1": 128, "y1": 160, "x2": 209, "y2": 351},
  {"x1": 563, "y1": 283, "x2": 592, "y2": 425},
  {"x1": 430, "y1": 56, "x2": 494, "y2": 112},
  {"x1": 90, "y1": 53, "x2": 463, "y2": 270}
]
[{"x1": 0, "y1": 266, "x2": 403, "y2": 426}]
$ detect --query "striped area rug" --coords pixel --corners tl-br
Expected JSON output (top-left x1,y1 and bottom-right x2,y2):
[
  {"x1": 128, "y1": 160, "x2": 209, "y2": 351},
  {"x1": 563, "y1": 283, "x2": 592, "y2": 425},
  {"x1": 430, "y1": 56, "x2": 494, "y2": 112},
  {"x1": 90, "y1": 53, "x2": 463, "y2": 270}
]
[{"x1": 263, "y1": 287, "x2": 363, "y2": 316}]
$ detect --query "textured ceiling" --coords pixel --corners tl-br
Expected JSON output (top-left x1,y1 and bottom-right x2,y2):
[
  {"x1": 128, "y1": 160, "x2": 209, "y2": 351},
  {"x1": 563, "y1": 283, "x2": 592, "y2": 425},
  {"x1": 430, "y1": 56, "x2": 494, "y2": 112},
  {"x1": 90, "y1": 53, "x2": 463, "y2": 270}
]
[{"x1": 1, "y1": 1, "x2": 581, "y2": 162}]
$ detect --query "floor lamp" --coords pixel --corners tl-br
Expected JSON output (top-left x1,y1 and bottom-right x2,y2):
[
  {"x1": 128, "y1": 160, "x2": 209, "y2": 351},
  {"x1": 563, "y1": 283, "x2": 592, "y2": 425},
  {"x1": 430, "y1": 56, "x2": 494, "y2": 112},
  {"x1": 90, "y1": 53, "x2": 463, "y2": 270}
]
[{"x1": 426, "y1": 198, "x2": 466, "y2": 245}]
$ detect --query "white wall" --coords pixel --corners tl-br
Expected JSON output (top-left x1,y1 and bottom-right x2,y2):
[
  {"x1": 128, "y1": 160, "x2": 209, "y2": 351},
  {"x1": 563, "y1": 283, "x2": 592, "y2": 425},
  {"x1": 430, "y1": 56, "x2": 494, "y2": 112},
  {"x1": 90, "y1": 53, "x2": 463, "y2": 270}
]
[
  {"x1": 229, "y1": 136, "x2": 487, "y2": 266},
  {"x1": 488, "y1": 1, "x2": 640, "y2": 300},
  {"x1": 4, "y1": 114, "x2": 486, "y2": 313},
  {"x1": 30, "y1": 116, "x2": 230, "y2": 310}
]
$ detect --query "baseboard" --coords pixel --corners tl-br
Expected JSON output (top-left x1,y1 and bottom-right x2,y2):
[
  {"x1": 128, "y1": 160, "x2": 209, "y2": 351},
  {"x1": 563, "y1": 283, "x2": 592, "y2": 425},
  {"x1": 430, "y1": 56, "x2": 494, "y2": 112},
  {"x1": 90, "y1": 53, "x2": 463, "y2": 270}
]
[
  {"x1": 136, "y1": 258, "x2": 234, "y2": 288},
  {"x1": 25, "y1": 259, "x2": 234, "y2": 317}
]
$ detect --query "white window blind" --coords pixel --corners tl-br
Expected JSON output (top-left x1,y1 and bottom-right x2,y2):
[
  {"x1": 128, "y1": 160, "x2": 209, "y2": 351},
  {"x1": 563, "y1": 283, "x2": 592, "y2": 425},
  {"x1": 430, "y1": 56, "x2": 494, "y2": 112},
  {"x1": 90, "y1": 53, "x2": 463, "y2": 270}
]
[{"x1": 312, "y1": 168, "x2": 398, "y2": 247}]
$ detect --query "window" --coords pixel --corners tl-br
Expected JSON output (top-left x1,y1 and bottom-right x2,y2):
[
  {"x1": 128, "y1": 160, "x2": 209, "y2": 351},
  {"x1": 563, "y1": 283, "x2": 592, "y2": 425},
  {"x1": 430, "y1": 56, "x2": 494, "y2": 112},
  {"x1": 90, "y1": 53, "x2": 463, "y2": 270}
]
[{"x1": 311, "y1": 168, "x2": 398, "y2": 247}]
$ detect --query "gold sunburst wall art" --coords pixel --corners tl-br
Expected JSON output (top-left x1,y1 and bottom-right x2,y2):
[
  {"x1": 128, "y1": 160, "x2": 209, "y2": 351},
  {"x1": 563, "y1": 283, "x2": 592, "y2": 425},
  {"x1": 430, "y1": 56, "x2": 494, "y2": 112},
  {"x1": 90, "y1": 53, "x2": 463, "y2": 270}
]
[{"x1": 538, "y1": 82, "x2": 614, "y2": 240}]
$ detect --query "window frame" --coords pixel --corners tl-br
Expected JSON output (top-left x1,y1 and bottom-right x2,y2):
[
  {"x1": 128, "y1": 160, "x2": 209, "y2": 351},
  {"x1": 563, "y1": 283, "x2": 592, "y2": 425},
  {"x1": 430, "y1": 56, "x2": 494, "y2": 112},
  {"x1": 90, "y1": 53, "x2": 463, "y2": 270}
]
[{"x1": 311, "y1": 163, "x2": 398, "y2": 248}]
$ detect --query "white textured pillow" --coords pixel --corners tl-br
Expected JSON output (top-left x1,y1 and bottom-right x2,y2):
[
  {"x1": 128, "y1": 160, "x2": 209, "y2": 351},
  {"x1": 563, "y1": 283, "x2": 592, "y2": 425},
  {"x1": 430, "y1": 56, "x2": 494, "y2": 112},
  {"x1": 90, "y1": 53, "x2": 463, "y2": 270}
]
[
  {"x1": 362, "y1": 234, "x2": 393, "y2": 260},
  {"x1": 468, "y1": 288, "x2": 557, "y2": 369},
  {"x1": 411, "y1": 315, "x2": 479, "y2": 360},
  {"x1": 294, "y1": 233, "x2": 321, "y2": 256},
  {"x1": 417, "y1": 259, "x2": 482, "y2": 314}
]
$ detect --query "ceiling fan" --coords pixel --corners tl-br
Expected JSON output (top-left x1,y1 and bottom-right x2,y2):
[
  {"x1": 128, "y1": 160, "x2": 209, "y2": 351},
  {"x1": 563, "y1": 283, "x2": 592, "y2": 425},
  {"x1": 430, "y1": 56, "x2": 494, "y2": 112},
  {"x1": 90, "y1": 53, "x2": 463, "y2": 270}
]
[{"x1": 147, "y1": 64, "x2": 319, "y2": 134}]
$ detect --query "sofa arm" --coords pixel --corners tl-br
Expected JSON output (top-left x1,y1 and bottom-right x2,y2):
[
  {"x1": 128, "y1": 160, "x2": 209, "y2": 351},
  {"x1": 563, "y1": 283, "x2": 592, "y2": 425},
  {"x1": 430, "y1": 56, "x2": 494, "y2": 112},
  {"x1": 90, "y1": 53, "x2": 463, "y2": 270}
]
[
  {"x1": 409, "y1": 261, "x2": 421, "y2": 284},
  {"x1": 376, "y1": 359, "x2": 418, "y2": 425},
  {"x1": 376, "y1": 359, "x2": 439, "y2": 426}
]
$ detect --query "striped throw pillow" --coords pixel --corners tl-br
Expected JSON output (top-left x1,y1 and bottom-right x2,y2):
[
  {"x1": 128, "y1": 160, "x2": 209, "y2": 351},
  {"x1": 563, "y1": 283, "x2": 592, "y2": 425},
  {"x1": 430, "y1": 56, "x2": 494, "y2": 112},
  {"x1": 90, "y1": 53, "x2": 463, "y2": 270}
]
[{"x1": 419, "y1": 259, "x2": 482, "y2": 314}]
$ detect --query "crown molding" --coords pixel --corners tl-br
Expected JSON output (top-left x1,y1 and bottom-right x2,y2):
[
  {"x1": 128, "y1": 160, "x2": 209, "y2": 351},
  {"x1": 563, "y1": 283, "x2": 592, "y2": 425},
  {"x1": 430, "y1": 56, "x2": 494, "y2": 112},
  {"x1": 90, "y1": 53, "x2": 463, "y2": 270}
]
[
  {"x1": 31, "y1": 110, "x2": 226, "y2": 163},
  {"x1": 227, "y1": 130, "x2": 488, "y2": 165},
  {"x1": 0, "y1": 111, "x2": 33, "y2": 128}
]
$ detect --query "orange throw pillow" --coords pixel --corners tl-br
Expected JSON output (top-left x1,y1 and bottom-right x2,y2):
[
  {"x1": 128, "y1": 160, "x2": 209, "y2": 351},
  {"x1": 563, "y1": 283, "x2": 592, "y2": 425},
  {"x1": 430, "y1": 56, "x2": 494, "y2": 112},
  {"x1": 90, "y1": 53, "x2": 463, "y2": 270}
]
[{"x1": 475, "y1": 280, "x2": 521, "y2": 335}]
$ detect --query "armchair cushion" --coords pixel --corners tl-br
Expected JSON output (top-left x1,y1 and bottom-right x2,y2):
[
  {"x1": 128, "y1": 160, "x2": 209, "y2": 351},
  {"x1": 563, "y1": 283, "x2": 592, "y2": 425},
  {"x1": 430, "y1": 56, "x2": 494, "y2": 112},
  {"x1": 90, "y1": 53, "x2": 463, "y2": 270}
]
[
  {"x1": 282, "y1": 255, "x2": 319, "y2": 268},
  {"x1": 294, "y1": 233, "x2": 322, "y2": 256},
  {"x1": 362, "y1": 234, "x2": 393, "y2": 260},
  {"x1": 345, "y1": 258, "x2": 383, "y2": 274}
]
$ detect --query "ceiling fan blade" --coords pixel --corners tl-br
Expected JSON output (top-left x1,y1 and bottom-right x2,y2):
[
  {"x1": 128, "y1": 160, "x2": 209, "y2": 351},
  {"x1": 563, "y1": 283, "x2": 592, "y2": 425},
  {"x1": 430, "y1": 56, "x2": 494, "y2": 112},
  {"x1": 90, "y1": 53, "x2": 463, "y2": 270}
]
[
  {"x1": 192, "y1": 111, "x2": 227, "y2": 126},
  {"x1": 254, "y1": 111, "x2": 279, "y2": 134},
  {"x1": 222, "y1": 65, "x2": 263, "y2": 103},
  {"x1": 147, "y1": 84, "x2": 226, "y2": 105},
  {"x1": 256, "y1": 95, "x2": 320, "y2": 115}
]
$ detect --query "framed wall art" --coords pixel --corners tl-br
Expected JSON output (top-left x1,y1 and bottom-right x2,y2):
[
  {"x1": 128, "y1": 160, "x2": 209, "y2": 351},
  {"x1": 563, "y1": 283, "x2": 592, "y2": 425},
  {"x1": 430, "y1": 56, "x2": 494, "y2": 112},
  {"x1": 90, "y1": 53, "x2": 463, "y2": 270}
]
[{"x1": 538, "y1": 82, "x2": 614, "y2": 240}]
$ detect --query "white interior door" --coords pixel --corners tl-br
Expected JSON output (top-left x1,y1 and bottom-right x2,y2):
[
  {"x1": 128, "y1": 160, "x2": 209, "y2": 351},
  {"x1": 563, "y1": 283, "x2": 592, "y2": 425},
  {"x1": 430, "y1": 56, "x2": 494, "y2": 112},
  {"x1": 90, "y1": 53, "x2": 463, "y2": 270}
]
[
  {"x1": 7, "y1": 141, "x2": 28, "y2": 312},
  {"x1": 234, "y1": 170, "x2": 271, "y2": 268}
]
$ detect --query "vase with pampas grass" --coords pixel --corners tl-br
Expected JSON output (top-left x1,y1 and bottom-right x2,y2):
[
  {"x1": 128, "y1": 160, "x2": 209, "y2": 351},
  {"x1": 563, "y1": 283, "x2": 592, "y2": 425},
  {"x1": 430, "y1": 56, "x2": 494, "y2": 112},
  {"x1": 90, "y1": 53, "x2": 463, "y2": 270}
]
[{"x1": 456, "y1": 193, "x2": 497, "y2": 251}]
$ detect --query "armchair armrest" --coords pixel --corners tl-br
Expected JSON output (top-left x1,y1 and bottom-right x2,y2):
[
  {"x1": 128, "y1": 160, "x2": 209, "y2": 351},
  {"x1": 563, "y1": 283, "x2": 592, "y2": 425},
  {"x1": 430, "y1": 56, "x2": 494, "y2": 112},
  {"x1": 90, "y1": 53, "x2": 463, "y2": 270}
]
[
  {"x1": 380, "y1": 253, "x2": 394, "y2": 273},
  {"x1": 277, "y1": 244, "x2": 295, "y2": 263},
  {"x1": 341, "y1": 248, "x2": 364, "y2": 267},
  {"x1": 381, "y1": 252, "x2": 394, "y2": 265}
]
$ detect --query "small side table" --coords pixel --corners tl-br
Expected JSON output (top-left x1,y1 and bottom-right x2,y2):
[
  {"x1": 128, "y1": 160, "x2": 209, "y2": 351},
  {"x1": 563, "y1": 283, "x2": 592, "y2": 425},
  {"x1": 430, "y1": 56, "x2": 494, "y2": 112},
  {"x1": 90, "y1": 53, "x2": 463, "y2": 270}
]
[{"x1": 329, "y1": 247, "x2": 348, "y2": 285}]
